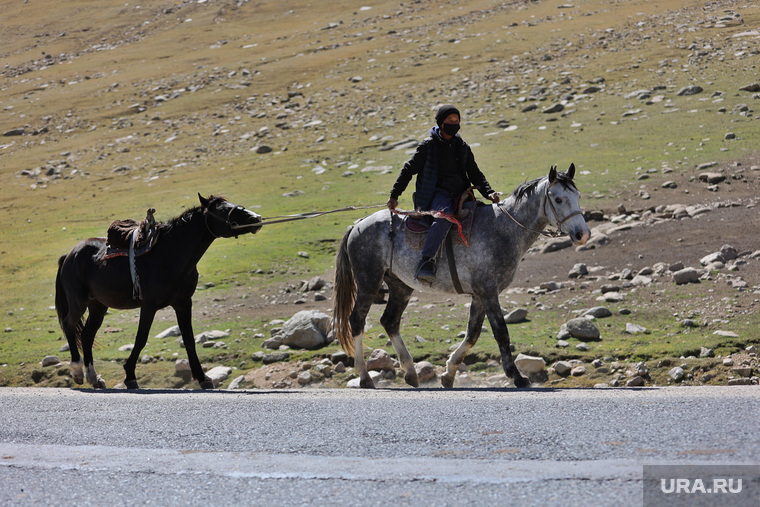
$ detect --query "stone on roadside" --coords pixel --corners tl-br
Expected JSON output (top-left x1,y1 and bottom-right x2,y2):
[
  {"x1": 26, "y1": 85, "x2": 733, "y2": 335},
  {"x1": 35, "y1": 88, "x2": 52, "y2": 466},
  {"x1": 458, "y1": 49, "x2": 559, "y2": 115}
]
[
  {"x1": 366, "y1": 349, "x2": 394, "y2": 371},
  {"x1": 514, "y1": 353, "x2": 546, "y2": 374},
  {"x1": 415, "y1": 361, "x2": 436, "y2": 383},
  {"x1": 668, "y1": 367, "x2": 685, "y2": 382},
  {"x1": 626, "y1": 376, "x2": 645, "y2": 387},
  {"x1": 347, "y1": 370, "x2": 382, "y2": 388},
  {"x1": 206, "y1": 366, "x2": 232, "y2": 388},
  {"x1": 553, "y1": 361, "x2": 572, "y2": 376},
  {"x1": 571, "y1": 365, "x2": 586, "y2": 376}
]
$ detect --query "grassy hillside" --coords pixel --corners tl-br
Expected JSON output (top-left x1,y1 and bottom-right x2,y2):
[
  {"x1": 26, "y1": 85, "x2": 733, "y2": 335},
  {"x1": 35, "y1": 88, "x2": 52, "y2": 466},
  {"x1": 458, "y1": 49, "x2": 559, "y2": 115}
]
[{"x1": 1, "y1": 0, "x2": 759, "y2": 386}]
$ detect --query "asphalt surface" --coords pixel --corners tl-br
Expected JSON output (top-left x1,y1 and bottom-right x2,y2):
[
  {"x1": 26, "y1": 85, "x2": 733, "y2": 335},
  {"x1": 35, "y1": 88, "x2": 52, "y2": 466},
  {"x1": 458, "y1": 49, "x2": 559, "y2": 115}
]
[{"x1": 0, "y1": 386, "x2": 758, "y2": 506}]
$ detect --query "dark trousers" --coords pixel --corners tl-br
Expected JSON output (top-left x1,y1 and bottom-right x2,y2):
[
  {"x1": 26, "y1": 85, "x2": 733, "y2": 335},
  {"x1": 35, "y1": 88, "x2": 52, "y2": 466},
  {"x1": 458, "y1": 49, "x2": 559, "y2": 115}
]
[{"x1": 421, "y1": 189, "x2": 454, "y2": 258}]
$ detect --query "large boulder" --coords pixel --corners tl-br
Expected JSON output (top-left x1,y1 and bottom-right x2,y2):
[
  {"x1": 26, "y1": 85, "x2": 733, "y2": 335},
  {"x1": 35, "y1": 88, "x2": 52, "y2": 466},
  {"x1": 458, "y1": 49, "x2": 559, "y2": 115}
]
[{"x1": 275, "y1": 310, "x2": 331, "y2": 349}]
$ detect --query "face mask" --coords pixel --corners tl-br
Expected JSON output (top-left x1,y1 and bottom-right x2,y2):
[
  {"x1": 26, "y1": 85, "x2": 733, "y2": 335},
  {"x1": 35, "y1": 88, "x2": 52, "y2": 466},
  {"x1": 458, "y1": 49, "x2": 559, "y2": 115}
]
[{"x1": 441, "y1": 123, "x2": 460, "y2": 136}]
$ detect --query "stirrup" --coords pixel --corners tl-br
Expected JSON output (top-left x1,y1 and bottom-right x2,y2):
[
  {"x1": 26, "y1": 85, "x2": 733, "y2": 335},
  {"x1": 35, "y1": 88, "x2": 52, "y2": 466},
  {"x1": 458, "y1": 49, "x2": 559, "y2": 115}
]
[{"x1": 415, "y1": 257, "x2": 437, "y2": 284}]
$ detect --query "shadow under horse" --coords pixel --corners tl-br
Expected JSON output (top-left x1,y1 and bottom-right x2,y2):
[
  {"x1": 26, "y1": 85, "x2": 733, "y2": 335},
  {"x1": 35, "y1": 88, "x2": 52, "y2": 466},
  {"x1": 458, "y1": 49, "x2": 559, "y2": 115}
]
[
  {"x1": 333, "y1": 164, "x2": 591, "y2": 388},
  {"x1": 55, "y1": 194, "x2": 262, "y2": 389}
]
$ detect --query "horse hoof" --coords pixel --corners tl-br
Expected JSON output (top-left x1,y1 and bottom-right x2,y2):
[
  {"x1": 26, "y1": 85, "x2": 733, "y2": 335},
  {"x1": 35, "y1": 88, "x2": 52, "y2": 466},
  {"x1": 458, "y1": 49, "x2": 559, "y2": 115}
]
[
  {"x1": 359, "y1": 378, "x2": 376, "y2": 389},
  {"x1": 95, "y1": 377, "x2": 107, "y2": 389},
  {"x1": 199, "y1": 380, "x2": 215, "y2": 390},
  {"x1": 404, "y1": 372, "x2": 419, "y2": 388},
  {"x1": 512, "y1": 374, "x2": 531, "y2": 388},
  {"x1": 125, "y1": 380, "x2": 139, "y2": 390},
  {"x1": 440, "y1": 374, "x2": 454, "y2": 389}
]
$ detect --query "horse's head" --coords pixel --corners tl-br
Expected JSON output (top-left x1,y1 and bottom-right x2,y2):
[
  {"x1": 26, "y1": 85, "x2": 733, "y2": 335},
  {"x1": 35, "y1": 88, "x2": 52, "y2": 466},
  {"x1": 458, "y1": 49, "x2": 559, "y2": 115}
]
[
  {"x1": 199, "y1": 194, "x2": 263, "y2": 238},
  {"x1": 545, "y1": 164, "x2": 590, "y2": 246}
]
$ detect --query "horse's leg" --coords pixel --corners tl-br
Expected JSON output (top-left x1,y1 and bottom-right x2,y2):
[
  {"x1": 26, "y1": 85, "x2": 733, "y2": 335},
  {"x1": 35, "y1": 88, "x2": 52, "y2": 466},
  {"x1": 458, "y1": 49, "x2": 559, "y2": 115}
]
[
  {"x1": 61, "y1": 303, "x2": 86, "y2": 385},
  {"x1": 81, "y1": 302, "x2": 107, "y2": 389},
  {"x1": 123, "y1": 305, "x2": 157, "y2": 389},
  {"x1": 483, "y1": 295, "x2": 530, "y2": 388},
  {"x1": 174, "y1": 301, "x2": 213, "y2": 389},
  {"x1": 441, "y1": 296, "x2": 486, "y2": 389},
  {"x1": 380, "y1": 277, "x2": 417, "y2": 387},
  {"x1": 349, "y1": 291, "x2": 376, "y2": 388}
]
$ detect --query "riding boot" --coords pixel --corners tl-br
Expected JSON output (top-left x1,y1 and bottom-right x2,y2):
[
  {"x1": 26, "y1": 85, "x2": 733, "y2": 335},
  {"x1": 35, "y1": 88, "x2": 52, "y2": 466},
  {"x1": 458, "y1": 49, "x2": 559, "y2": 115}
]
[{"x1": 416, "y1": 255, "x2": 437, "y2": 284}]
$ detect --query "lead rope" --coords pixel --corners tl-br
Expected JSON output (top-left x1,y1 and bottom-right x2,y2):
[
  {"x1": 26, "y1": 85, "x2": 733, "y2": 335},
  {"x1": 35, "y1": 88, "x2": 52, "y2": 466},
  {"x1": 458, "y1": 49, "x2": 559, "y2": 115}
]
[{"x1": 260, "y1": 204, "x2": 387, "y2": 225}]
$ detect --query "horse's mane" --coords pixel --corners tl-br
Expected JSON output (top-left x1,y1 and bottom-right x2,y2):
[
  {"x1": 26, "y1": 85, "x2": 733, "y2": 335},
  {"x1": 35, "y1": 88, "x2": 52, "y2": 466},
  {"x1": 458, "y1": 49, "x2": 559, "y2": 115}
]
[
  {"x1": 512, "y1": 171, "x2": 577, "y2": 201},
  {"x1": 162, "y1": 195, "x2": 226, "y2": 232}
]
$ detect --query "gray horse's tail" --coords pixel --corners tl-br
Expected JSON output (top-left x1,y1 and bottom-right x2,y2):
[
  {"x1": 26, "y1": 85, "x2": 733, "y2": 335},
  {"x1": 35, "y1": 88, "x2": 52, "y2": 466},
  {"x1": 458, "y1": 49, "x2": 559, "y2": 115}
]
[
  {"x1": 332, "y1": 225, "x2": 356, "y2": 356},
  {"x1": 55, "y1": 254, "x2": 83, "y2": 352}
]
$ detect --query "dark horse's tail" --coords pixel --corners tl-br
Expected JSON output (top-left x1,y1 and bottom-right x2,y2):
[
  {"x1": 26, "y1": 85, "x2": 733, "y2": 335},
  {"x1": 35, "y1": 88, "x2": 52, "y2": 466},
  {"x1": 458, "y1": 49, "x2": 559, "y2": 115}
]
[
  {"x1": 332, "y1": 226, "x2": 356, "y2": 356},
  {"x1": 55, "y1": 254, "x2": 83, "y2": 352}
]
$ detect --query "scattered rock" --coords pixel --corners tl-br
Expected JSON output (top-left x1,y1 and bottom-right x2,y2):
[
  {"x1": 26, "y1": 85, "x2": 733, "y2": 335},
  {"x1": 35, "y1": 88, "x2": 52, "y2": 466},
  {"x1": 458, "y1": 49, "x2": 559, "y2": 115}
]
[
  {"x1": 553, "y1": 361, "x2": 572, "y2": 376},
  {"x1": 206, "y1": 366, "x2": 232, "y2": 388},
  {"x1": 195, "y1": 329, "x2": 230, "y2": 344},
  {"x1": 156, "y1": 325, "x2": 181, "y2": 338},
  {"x1": 673, "y1": 267, "x2": 700, "y2": 285},
  {"x1": 582, "y1": 307, "x2": 612, "y2": 319},
  {"x1": 571, "y1": 365, "x2": 586, "y2": 376},
  {"x1": 415, "y1": 361, "x2": 436, "y2": 383},
  {"x1": 668, "y1": 367, "x2": 685, "y2": 382},
  {"x1": 563, "y1": 318, "x2": 601, "y2": 340},
  {"x1": 625, "y1": 323, "x2": 647, "y2": 334},
  {"x1": 677, "y1": 85, "x2": 703, "y2": 96},
  {"x1": 366, "y1": 349, "x2": 394, "y2": 371},
  {"x1": 272, "y1": 310, "x2": 331, "y2": 349},
  {"x1": 41, "y1": 356, "x2": 60, "y2": 367},
  {"x1": 514, "y1": 353, "x2": 546, "y2": 373},
  {"x1": 568, "y1": 263, "x2": 588, "y2": 278},
  {"x1": 504, "y1": 308, "x2": 528, "y2": 324}
]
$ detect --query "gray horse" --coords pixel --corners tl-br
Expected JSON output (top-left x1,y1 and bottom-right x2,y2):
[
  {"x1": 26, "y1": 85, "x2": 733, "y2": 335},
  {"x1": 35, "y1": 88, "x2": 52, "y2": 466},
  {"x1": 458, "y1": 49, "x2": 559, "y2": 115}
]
[{"x1": 333, "y1": 164, "x2": 590, "y2": 388}]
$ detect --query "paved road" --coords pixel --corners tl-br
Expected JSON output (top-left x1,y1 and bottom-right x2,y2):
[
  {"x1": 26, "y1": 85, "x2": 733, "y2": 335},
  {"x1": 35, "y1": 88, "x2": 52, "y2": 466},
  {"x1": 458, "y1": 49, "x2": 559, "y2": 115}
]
[{"x1": 0, "y1": 386, "x2": 758, "y2": 505}]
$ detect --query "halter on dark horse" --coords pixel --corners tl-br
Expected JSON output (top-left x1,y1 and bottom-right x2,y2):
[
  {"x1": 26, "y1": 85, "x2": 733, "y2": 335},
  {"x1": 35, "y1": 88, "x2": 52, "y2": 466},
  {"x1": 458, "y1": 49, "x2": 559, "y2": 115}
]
[
  {"x1": 333, "y1": 165, "x2": 591, "y2": 389},
  {"x1": 55, "y1": 194, "x2": 262, "y2": 389}
]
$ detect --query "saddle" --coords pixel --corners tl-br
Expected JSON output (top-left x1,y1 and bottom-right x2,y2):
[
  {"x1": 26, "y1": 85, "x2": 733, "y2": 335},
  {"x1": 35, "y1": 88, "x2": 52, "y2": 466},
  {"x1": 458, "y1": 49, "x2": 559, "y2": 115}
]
[
  {"x1": 104, "y1": 208, "x2": 160, "y2": 300},
  {"x1": 403, "y1": 188, "x2": 480, "y2": 251},
  {"x1": 107, "y1": 208, "x2": 157, "y2": 251}
]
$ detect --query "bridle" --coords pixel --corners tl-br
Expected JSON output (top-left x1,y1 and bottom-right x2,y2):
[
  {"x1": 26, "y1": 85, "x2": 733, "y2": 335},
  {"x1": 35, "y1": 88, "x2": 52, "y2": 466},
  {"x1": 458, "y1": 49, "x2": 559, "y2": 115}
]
[
  {"x1": 499, "y1": 181, "x2": 583, "y2": 239},
  {"x1": 203, "y1": 204, "x2": 261, "y2": 238}
]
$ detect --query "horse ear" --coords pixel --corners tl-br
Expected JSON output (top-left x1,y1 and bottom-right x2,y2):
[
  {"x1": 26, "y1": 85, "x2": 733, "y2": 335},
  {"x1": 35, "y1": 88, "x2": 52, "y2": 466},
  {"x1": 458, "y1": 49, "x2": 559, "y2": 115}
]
[
  {"x1": 198, "y1": 193, "x2": 209, "y2": 207},
  {"x1": 567, "y1": 163, "x2": 576, "y2": 180},
  {"x1": 549, "y1": 165, "x2": 557, "y2": 183}
]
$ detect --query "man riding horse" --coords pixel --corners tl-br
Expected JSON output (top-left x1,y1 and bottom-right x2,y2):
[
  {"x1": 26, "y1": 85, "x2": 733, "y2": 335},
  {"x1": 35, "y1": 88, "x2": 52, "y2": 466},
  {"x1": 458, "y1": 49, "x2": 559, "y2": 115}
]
[{"x1": 386, "y1": 104, "x2": 501, "y2": 284}]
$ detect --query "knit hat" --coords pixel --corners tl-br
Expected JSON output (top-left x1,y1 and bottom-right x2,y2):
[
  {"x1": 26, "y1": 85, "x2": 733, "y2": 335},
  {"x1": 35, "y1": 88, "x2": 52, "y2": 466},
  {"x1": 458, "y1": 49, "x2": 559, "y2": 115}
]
[{"x1": 435, "y1": 104, "x2": 460, "y2": 126}]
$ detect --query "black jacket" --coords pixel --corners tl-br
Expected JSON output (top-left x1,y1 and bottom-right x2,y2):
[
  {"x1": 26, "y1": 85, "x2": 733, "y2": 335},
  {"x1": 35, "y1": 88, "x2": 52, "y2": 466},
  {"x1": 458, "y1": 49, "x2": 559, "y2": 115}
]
[{"x1": 389, "y1": 133, "x2": 494, "y2": 210}]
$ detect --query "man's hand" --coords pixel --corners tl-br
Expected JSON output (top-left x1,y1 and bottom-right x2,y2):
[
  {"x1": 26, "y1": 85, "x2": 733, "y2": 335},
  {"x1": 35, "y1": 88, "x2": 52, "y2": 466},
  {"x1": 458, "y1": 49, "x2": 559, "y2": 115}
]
[
  {"x1": 387, "y1": 197, "x2": 398, "y2": 210},
  {"x1": 488, "y1": 192, "x2": 500, "y2": 204}
]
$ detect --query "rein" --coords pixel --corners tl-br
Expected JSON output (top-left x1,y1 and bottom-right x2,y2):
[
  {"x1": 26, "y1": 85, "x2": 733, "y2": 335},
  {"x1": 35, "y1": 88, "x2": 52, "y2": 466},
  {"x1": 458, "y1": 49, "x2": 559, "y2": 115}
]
[{"x1": 498, "y1": 184, "x2": 582, "y2": 239}]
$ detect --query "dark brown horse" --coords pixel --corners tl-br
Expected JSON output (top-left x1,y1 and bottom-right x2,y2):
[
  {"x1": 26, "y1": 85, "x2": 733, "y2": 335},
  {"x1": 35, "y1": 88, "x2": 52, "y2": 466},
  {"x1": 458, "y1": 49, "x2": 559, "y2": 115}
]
[{"x1": 55, "y1": 194, "x2": 262, "y2": 389}]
